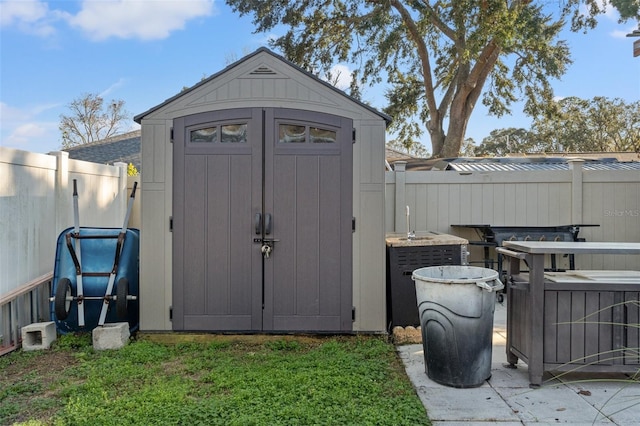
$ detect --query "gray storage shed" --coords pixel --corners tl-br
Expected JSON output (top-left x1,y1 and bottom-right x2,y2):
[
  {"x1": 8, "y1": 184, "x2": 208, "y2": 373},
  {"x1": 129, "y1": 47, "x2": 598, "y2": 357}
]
[{"x1": 134, "y1": 48, "x2": 389, "y2": 332}]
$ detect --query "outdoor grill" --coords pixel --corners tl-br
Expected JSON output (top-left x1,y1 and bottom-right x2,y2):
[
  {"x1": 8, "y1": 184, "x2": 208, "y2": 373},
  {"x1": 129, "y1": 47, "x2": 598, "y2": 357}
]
[{"x1": 452, "y1": 224, "x2": 599, "y2": 276}]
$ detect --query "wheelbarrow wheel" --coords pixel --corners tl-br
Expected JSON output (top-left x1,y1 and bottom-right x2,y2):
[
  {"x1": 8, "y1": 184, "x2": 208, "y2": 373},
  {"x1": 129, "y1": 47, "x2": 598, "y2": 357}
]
[
  {"x1": 54, "y1": 278, "x2": 73, "y2": 320},
  {"x1": 116, "y1": 277, "x2": 129, "y2": 319}
]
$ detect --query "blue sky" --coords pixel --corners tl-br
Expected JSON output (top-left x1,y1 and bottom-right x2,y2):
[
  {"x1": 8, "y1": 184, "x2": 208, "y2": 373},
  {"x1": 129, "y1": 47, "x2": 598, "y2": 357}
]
[{"x1": 1, "y1": 0, "x2": 639, "y2": 155}]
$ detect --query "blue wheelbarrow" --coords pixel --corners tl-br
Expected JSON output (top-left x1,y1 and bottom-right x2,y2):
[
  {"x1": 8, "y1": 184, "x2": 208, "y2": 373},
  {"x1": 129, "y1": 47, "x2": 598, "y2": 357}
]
[{"x1": 51, "y1": 180, "x2": 139, "y2": 333}]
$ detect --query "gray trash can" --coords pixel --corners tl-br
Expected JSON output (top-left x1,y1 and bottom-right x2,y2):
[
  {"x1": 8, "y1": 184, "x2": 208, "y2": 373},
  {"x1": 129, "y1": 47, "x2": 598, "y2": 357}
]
[{"x1": 412, "y1": 265, "x2": 503, "y2": 388}]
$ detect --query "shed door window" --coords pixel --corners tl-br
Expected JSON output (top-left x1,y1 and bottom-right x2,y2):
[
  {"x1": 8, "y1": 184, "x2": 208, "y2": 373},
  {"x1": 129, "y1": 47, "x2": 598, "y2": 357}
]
[
  {"x1": 279, "y1": 124, "x2": 336, "y2": 144},
  {"x1": 310, "y1": 127, "x2": 336, "y2": 144},
  {"x1": 221, "y1": 124, "x2": 247, "y2": 143},
  {"x1": 279, "y1": 124, "x2": 306, "y2": 143},
  {"x1": 191, "y1": 127, "x2": 217, "y2": 143},
  {"x1": 190, "y1": 123, "x2": 247, "y2": 143}
]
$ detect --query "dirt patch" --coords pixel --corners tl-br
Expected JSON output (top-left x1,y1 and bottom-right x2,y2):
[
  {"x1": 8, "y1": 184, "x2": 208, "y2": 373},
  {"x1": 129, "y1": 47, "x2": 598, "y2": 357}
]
[
  {"x1": 1, "y1": 349, "x2": 79, "y2": 424},
  {"x1": 1, "y1": 349, "x2": 78, "y2": 379}
]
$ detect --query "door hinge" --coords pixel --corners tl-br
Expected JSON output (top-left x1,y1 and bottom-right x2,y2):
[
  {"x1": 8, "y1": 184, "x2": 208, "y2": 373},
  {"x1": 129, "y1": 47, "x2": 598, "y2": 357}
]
[
  {"x1": 352, "y1": 129, "x2": 356, "y2": 144},
  {"x1": 352, "y1": 217, "x2": 356, "y2": 233},
  {"x1": 170, "y1": 128, "x2": 174, "y2": 143},
  {"x1": 169, "y1": 306, "x2": 173, "y2": 320},
  {"x1": 169, "y1": 216, "x2": 173, "y2": 232},
  {"x1": 352, "y1": 307, "x2": 356, "y2": 322}
]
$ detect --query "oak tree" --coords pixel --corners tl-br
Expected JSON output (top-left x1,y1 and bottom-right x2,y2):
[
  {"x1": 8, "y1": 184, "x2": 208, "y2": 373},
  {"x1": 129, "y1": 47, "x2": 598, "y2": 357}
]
[
  {"x1": 475, "y1": 128, "x2": 537, "y2": 156},
  {"x1": 476, "y1": 97, "x2": 640, "y2": 155},
  {"x1": 227, "y1": 0, "x2": 638, "y2": 157},
  {"x1": 530, "y1": 96, "x2": 640, "y2": 152}
]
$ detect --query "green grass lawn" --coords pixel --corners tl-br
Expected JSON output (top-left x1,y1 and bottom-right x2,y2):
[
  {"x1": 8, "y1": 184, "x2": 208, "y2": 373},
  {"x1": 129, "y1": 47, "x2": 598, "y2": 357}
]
[{"x1": 1, "y1": 334, "x2": 429, "y2": 426}]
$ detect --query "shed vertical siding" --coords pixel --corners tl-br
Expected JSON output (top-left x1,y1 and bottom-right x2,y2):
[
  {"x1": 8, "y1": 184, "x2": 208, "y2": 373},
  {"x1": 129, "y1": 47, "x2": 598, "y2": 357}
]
[
  {"x1": 353, "y1": 121, "x2": 387, "y2": 331},
  {"x1": 139, "y1": 120, "x2": 173, "y2": 331}
]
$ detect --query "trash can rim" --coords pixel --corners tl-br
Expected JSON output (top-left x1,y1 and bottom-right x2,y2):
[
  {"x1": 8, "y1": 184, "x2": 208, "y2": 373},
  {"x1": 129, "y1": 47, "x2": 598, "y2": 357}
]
[{"x1": 412, "y1": 265, "x2": 498, "y2": 284}]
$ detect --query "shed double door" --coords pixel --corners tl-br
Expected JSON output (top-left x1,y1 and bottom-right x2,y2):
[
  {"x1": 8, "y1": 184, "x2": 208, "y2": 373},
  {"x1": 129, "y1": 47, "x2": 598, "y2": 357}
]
[{"x1": 172, "y1": 108, "x2": 353, "y2": 332}]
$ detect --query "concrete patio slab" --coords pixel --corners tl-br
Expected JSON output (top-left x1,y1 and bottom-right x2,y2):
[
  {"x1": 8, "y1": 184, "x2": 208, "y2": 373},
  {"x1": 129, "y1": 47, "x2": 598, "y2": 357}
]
[{"x1": 398, "y1": 301, "x2": 640, "y2": 425}]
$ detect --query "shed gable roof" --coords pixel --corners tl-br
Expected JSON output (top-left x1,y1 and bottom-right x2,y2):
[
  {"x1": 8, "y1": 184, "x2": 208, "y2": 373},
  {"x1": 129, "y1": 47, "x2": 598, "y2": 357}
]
[{"x1": 134, "y1": 47, "x2": 390, "y2": 124}]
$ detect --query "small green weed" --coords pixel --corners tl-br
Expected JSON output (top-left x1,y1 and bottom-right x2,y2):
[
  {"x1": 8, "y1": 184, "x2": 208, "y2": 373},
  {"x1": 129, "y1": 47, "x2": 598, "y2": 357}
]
[
  {"x1": 266, "y1": 339, "x2": 301, "y2": 351},
  {"x1": 53, "y1": 332, "x2": 92, "y2": 350}
]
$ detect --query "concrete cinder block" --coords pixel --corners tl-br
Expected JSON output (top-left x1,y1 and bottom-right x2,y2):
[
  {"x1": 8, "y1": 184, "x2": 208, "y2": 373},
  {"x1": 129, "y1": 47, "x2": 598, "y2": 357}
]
[
  {"x1": 21, "y1": 322, "x2": 57, "y2": 351},
  {"x1": 92, "y1": 322, "x2": 130, "y2": 350}
]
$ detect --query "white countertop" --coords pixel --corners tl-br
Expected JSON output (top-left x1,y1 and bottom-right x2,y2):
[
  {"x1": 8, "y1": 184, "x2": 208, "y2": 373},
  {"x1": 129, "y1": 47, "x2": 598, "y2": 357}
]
[
  {"x1": 502, "y1": 241, "x2": 640, "y2": 255},
  {"x1": 544, "y1": 270, "x2": 640, "y2": 283}
]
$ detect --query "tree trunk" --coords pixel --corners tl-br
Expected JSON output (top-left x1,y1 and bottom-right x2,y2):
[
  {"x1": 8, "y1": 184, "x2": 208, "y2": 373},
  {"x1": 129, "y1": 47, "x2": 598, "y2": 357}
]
[
  {"x1": 429, "y1": 108, "x2": 469, "y2": 158},
  {"x1": 442, "y1": 114, "x2": 468, "y2": 158},
  {"x1": 429, "y1": 37, "x2": 500, "y2": 158},
  {"x1": 428, "y1": 125, "x2": 446, "y2": 158}
]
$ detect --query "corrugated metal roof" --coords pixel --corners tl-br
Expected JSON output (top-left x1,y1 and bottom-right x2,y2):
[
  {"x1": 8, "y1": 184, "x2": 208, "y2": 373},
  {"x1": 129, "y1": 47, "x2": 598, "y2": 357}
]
[{"x1": 445, "y1": 158, "x2": 640, "y2": 172}]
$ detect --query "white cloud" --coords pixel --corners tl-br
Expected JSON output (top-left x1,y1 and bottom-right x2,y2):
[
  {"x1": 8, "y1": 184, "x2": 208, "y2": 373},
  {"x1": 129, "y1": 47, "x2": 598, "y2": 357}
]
[
  {"x1": 0, "y1": 102, "x2": 30, "y2": 121},
  {"x1": 0, "y1": 0, "x2": 48, "y2": 26},
  {"x1": 0, "y1": 102, "x2": 62, "y2": 150},
  {"x1": 0, "y1": 101, "x2": 60, "y2": 121},
  {"x1": 67, "y1": 0, "x2": 216, "y2": 41},
  {"x1": 126, "y1": 121, "x2": 141, "y2": 133},
  {"x1": 0, "y1": 0, "x2": 57, "y2": 36},
  {"x1": 600, "y1": 1, "x2": 619, "y2": 21},
  {"x1": 257, "y1": 32, "x2": 279, "y2": 45},
  {"x1": 5, "y1": 122, "x2": 50, "y2": 146},
  {"x1": 611, "y1": 27, "x2": 638, "y2": 39},
  {"x1": 99, "y1": 78, "x2": 129, "y2": 97},
  {"x1": 323, "y1": 64, "x2": 353, "y2": 91},
  {"x1": 579, "y1": 0, "x2": 617, "y2": 21}
]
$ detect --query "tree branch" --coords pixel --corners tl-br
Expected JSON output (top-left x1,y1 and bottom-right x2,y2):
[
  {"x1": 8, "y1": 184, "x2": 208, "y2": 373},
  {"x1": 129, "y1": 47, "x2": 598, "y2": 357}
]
[{"x1": 388, "y1": 0, "x2": 438, "y2": 125}]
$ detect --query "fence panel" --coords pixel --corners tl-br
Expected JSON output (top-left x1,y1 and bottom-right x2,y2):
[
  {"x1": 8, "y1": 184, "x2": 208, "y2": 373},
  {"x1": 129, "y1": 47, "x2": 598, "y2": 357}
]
[
  {"x1": 386, "y1": 161, "x2": 639, "y2": 271},
  {"x1": 0, "y1": 148, "x2": 57, "y2": 299},
  {"x1": 1, "y1": 147, "x2": 128, "y2": 315}
]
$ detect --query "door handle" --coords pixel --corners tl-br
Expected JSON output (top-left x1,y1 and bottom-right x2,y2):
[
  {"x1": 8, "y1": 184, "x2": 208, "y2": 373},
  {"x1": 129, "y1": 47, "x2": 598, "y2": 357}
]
[
  {"x1": 255, "y1": 213, "x2": 262, "y2": 235},
  {"x1": 265, "y1": 213, "x2": 272, "y2": 235}
]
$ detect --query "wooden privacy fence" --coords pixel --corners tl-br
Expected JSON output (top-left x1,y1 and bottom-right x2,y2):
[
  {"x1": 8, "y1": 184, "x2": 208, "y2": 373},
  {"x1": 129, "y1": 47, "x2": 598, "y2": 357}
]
[
  {"x1": 0, "y1": 147, "x2": 136, "y2": 353},
  {"x1": 386, "y1": 160, "x2": 640, "y2": 271}
]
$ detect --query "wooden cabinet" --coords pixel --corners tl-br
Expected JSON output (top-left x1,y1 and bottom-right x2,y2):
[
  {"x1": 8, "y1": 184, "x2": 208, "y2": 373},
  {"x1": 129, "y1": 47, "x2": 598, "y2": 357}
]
[{"x1": 498, "y1": 242, "x2": 640, "y2": 386}]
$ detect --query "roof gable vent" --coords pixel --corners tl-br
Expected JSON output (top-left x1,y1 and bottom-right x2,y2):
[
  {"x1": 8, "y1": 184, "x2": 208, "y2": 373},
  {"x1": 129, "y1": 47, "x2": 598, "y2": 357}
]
[{"x1": 250, "y1": 66, "x2": 277, "y2": 76}]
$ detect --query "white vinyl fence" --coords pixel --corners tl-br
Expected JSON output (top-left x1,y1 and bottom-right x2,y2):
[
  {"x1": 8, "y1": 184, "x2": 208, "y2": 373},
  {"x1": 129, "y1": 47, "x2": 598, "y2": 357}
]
[
  {"x1": 386, "y1": 160, "x2": 640, "y2": 271},
  {"x1": 0, "y1": 147, "x2": 133, "y2": 352}
]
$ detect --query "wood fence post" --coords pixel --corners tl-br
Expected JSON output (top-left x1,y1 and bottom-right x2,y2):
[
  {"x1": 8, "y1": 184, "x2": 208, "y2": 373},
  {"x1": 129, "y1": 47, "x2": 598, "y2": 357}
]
[{"x1": 393, "y1": 161, "x2": 407, "y2": 233}]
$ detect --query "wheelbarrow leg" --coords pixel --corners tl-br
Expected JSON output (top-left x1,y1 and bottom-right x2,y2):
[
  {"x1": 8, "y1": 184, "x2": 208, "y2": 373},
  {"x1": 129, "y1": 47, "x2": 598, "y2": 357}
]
[
  {"x1": 97, "y1": 182, "x2": 138, "y2": 326},
  {"x1": 72, "y1": 180, "x2": 86, "y2": 327},
  {"x1": 98, "y1": 271, "x2": 118, "y2": 326}
]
